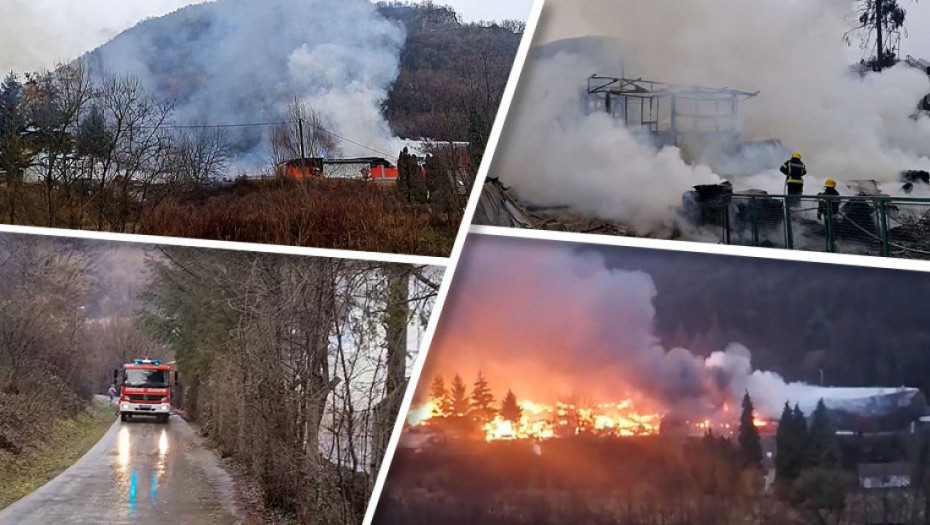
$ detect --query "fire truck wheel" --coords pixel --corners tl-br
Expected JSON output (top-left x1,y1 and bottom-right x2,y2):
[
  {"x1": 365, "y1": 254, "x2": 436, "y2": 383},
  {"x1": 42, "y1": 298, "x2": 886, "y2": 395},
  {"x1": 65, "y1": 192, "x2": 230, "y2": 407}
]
[{"x1": 120, "y1": 413, "x2": 128, "y2": 422}]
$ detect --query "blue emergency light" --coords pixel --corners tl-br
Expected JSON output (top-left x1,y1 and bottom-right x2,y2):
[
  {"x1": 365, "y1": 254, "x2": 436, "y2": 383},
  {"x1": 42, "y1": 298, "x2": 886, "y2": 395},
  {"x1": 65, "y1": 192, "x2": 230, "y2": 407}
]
[{"x1": 133, "y1": 359, "x2": 161, "y2": 365}]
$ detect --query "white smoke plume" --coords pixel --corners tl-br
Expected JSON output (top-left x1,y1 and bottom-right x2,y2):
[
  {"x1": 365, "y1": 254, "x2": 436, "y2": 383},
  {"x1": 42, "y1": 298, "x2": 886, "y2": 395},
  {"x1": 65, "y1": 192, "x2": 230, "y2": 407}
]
[
  {"x1": 491, "y1": 0, "x2": 930, "y2": 233},
  {"x1": 84, "y1": 0, "x2": 406, "y2": 166},
  {"x1": 427, "y1": 236, "x2": 907, "y2": 421},
  {"x1": 0, "y1": 0, "x2": 210, "y2": 75}
]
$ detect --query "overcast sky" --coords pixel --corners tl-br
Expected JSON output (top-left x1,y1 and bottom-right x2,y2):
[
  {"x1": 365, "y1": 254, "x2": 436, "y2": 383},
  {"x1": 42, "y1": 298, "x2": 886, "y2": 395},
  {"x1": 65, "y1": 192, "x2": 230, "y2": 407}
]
[
  {"x1": 435, "y1": 0, "x2": 534, "y2": 21},
  {"x1": 535, "y1": 0, "x2": 930, "y2": 60},
  {"x1": 0, "y1": 0, "x2": 534, "y2": 76}
]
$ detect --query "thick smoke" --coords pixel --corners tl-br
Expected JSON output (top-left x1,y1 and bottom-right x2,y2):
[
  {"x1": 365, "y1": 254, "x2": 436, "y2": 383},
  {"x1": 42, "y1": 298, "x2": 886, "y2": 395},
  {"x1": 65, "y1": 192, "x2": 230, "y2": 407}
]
[
  {"x1": 491, "y1": 0, "x2": 930, "y2": 233},
  {"x1": 421, "y1": 236, "x2": 897, "y2": 419},
  {"x1": 85, "y1": 0, "x2": 406, "y2": 166},
  {"x1": 0, "y1": 0, "x2": 208, "y2": 75}
]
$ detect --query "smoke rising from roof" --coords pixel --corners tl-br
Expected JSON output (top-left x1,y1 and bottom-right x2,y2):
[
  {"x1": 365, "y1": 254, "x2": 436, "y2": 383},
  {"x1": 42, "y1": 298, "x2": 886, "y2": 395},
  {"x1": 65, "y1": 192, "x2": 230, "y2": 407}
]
[
  {"x1": 83, "y1": 0, "x2": 406, "y2": 166},
  {"x1": 422, "y1": 236, "x2": 907, "y2": 419},
  {"x1": 491, "y1": 0, "x2": 930, "y2": 232}
]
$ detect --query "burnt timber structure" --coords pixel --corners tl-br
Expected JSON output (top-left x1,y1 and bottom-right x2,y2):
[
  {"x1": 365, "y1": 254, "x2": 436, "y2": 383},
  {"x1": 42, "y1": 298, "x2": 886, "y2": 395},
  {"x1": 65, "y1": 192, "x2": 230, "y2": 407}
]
[{"x1": 586, "y1": 75, "x2": 759, "y2": 148}]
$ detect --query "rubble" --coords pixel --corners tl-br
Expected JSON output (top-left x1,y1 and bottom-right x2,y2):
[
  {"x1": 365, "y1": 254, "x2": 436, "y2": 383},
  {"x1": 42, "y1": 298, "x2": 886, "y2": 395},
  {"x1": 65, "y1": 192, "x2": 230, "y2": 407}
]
[
  {"x1": 474, "y1": 178, "x2": 534, "y2": 228},
  {"x1": 476, "y1": 179, "x2": 639, "y2": 236}
]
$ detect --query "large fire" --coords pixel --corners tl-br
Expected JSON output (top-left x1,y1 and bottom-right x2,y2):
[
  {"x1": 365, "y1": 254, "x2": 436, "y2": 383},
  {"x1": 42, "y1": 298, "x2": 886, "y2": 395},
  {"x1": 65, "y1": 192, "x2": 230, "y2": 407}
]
[
  {"x1": 407, "y1": 398, "x2": 773, "y2": 442},
  {"x1": 409, "y1": 399, "x2": 665, "y2": 442}
]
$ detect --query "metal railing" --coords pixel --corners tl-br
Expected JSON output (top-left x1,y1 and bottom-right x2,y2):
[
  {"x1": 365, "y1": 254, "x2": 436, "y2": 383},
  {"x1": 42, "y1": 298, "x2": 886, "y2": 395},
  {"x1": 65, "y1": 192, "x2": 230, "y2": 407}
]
[{"x1": 693, "y1": 193, "x2": 930, "y2": 259}]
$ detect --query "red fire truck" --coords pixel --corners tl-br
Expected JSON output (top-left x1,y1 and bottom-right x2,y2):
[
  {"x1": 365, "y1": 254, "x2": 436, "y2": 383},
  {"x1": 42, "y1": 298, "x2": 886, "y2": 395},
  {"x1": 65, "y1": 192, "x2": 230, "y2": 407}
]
[{"x1": 113, "y1": 359, "x2": 178, "y2": 423}]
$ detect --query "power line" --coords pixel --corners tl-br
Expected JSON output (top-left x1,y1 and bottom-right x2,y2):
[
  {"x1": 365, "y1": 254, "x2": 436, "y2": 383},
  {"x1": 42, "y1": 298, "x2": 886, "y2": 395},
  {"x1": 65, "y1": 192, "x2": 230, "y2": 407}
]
[
  {"x1": 303, "y1": 120, "x2": 394, "y2": 159},
  {"x1": 159, "y1": 121, "x2": 287, "y2": 129}
]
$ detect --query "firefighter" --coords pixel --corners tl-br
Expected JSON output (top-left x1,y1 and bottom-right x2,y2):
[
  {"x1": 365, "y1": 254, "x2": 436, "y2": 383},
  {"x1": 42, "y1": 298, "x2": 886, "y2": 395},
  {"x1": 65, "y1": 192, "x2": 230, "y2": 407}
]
[
  {"x1": 107, "y1": 383, "x2": 118, "y2": 405},
  {"x1": 817, "y1": 178, "x2": 840, "y2": 251},
  {"x1": 816, "y1": 178, "x2": 839, "y2": 221},
  {"x1": 780, "y1": 152, "x2": 807, "y2": 200}
]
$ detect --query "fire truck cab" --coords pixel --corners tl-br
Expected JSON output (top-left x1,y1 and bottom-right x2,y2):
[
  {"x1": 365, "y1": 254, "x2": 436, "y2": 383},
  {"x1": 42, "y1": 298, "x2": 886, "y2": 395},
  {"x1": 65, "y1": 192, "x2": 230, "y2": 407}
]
[{"x1": 114, "y1": 359, "x2": 177, "y2": 423}]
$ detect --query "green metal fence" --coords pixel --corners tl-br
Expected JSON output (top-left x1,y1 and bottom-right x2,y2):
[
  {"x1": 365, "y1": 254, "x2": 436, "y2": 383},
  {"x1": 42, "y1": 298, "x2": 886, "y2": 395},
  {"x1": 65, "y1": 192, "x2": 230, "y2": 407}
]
[{"x1": 695, "y1": 193, "x2": 930, "y2": 258}]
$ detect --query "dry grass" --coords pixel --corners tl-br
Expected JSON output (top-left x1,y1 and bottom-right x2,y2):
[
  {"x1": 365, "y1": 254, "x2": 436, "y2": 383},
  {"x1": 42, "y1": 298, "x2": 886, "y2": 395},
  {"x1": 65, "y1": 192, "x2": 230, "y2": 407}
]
[
  {"x1": 141, "y1": 179, "x2": 455, "y2": 255},
  {"x1": 0, "y1": 179, "x2": 459, "y2": 256},
  {"x1": 0, "y1": 398, "x2": 114, "y2": 510}
]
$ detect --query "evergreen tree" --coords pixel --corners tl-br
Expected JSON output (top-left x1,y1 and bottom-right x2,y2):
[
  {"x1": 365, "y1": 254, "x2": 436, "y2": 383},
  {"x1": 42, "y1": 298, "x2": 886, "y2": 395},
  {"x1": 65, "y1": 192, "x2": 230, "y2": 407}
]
[
  {"x1": 75, "y1": 105, "x2": 111, "y2": 159},
  {"x1": 0, "y1": 72, "x2": 30, "y2": 179},
  {"x1": 500, "y1": 389, "x2": 522, "y2": 423},
  {"x1": 425, "y1": 153, "x2": 456, "y2": 217},
  {"x1": 845, "y1": 0, "x2": 909, "y2": 71},
  {"x1": 807, "y1": 399, "x2": 840, "y2": 469},
  {"x1": 793, "y1": 403, "x2": 809, "y2": 464},
  {"x1": 469, "y1": 371, "x2": 496, "y2": 424},
  {"x1": 449, "y1": 373, "x2": 469, "y2": 416},
  {"x1": 738, "y1": 391, "x2": 763, "y2": 469},
  {"x1": 775, "y1": 402, "x2": 795, "y2": 480},
  {"x1": 406, "y1": 151, "x2": 427, "y2": 204},
  {"x1": 775, "y1": 402, "x2": 809, "y2": 484},
  {"x1": 0, "y1": 72, "x2": 31, "y2": 223},
  {"x1": 428, "y1": 375, "x2": 450, "y2": 417},
  {"x1": 466, "y1": 108, "x2": 489, "y2": 174},
  {"x1": 395, "y1": 147, "x2": 412, "y2": 203}
]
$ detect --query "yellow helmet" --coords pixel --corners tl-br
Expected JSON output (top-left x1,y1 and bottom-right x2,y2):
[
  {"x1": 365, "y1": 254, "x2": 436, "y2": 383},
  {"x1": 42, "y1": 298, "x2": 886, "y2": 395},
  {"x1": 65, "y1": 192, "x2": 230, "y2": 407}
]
[
  {"x1": 792, "y1": 152, "x2": 802, "y2": 159},
  {"x1": 825, "y1": 178, "x2": 836, "y2": 188}
]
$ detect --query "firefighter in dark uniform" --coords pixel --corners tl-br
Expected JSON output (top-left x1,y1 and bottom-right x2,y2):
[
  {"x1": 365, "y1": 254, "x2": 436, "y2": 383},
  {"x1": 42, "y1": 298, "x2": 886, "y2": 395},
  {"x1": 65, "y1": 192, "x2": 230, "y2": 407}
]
[
  {"x1": 780, "y1": 152, "x2": 807, "y2": 206},
  {"x1": 817, "y1": 178, "x2": 840, "y2": 251},
  {"x1": 816, "y1": 178, "x2": 839, "y2": 221}
]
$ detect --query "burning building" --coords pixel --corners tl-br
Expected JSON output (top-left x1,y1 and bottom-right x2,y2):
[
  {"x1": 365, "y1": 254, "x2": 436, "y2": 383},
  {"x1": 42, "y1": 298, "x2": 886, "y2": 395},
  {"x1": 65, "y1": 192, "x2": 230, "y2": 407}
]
[
  {"x1": 276, "y1": 157, "x2": 399, "y2": 181},
  {"x1": 586, "y1": 75, "x2": 760, "y2": 162}
]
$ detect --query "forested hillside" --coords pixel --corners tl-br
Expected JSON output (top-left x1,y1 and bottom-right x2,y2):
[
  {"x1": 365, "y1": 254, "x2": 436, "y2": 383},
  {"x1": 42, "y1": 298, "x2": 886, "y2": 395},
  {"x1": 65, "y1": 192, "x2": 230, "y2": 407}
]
[
  {"x1": 601, "y1": 247, "x2": 930, "y2": 392},
  {"x1": 379, "y1": 2, "x2": 523, "y2": 164}
]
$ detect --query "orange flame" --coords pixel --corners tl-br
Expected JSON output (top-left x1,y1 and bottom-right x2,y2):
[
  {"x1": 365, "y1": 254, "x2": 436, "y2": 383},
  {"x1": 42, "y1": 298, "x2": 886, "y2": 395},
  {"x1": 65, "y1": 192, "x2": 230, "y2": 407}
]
[{"x1": 410, "y1": 399, "x2": 664, "y2": 442}]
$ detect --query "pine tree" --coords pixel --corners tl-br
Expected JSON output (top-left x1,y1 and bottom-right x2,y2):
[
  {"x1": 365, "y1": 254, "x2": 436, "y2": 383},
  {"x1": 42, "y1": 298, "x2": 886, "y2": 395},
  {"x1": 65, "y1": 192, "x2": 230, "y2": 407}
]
[
  {"x1": 775, "y1": 402, "x2": 795, "y2": 481},
  {"x1": 0, "y1": 72, "x2": 30, "y2": 179},
  {"x1": 407, "y1": 152, "x2": 427, "y2": 204},
  {"x1": 775, "y1": 402, "x2": 811, "y2": 485},
  {"x1": 500, "y1": 389, "x2": 522, "y2": 423},
  {"x1": 466, "y1": 108, "x2": 488, "y2": 173},
  {"x1": 469, "y1": 371, "x2": 496, "y2": 424},
  {"x1": 792, "y1": 403, "x2": 809, "y2": 467},
  {"x1": 738, "y1": 391, "x2": 763, "y2": 469},
  {"x1": 807, "y1": 399, "x2": 840, "y2": 469},
  {"x1": 428, "y1": 375, "x2": 450, "y2": 417},
  {"x1": 395, "y1": 147, "x2": 412, "y2": 203},
  {"x1": 425, "y1": 153, "x2": 456, "y2": 217},
  {"x1": 449, "y1": 373, "x2": 469, "y2": 417}
]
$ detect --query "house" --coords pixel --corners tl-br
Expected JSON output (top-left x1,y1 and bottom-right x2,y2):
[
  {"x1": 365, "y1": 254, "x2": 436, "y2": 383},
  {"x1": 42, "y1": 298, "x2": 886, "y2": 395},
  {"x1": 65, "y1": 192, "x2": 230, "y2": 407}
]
[{"x1": 858, "y1": 462, "x2": 912, "y2": 490}]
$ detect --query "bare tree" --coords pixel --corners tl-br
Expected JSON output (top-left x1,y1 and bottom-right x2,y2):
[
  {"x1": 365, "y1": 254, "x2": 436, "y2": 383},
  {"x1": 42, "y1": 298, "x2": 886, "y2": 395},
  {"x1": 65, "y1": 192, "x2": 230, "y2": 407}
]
[
  {"x1": 93, "y1": 73, "x2": 174, "y2": 232},
  {"x1": 270, "y1": 99, "x2": 339, "y2": 173},
  {"x1": 169, "y1": 126, "x2": 230, "y2": 191},
  {"x1": 26, "y1": 62, "x2": 94, "y2": 227},
  {"x1": 141, "y1": 249, "x2": 438, "y2": 524}
]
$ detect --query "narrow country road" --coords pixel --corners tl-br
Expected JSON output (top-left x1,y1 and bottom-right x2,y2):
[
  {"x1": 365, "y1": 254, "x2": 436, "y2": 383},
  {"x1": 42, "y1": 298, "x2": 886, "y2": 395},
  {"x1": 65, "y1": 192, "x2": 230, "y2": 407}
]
[{"x1": 0, "y1": 403, "x2": 241, "y2": 524}]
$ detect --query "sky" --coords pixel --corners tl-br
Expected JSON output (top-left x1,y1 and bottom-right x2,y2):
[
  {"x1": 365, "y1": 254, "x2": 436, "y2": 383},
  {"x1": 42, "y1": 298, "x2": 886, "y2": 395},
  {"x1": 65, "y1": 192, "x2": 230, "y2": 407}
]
[
  {"x1": 535, "y1": 0, "x2": 930, "y2": 60},
  {"x1": 0, "y1": 0, "x2": 534, "y2": 76}
]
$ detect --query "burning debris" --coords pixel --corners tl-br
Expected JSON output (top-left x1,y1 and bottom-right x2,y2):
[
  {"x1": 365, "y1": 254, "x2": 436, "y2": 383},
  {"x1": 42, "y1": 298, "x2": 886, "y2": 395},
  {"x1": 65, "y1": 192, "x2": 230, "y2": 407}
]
[
  {"x1": 409, "y1": 395, "x2": 664, "y2": 442},
  {"x1": 404, "y1": 237, "x2": 930, "y2": 454},
  {"x1": 379, "y1": 235, "x2": 930, "y2": 523}
]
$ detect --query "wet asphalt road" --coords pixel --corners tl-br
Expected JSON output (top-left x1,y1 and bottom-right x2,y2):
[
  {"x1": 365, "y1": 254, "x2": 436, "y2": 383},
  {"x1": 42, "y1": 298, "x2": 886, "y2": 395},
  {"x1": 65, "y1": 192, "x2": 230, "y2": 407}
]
[{"x1": 0, "y1": 405, "x2": 241, "y2": 524}]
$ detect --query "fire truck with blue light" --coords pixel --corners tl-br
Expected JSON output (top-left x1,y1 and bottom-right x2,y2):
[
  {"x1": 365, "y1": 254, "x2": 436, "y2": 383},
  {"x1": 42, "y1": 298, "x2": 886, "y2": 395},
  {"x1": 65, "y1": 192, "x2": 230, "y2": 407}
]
[{"x1": 113, "y1": 359, "x2": 179, "y2": 423}]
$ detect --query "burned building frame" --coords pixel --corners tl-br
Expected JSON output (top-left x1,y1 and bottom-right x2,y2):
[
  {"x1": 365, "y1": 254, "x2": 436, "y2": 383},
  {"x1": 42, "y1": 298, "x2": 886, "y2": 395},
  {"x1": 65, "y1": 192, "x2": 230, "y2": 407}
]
[{"x1": 586, "y1": 75, "x2": 759, "y2": 148}]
